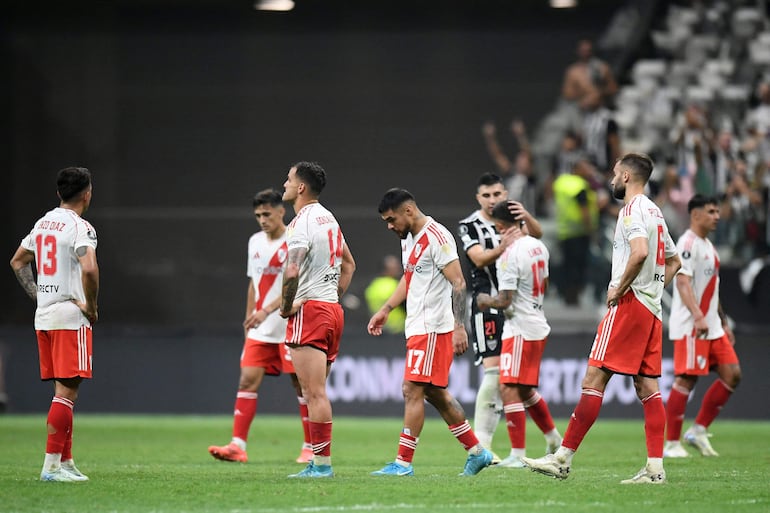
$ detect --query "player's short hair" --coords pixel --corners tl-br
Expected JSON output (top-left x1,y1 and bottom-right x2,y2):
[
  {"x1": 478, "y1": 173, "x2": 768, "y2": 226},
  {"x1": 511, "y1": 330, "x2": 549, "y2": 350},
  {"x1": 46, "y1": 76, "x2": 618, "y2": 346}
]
[
  {"x1": 491, "y1": 201, "x2": 519, "y2": 225},
  {"x1": 477, "y1": 173, "x2": 504, "y2": 189},
  {"x1": 293, "y1": 161, "x2": 326, "y2": 196},
  {"x1": 252, "y1": 188, "x2": 283, "y2": 209},
  {"x1": 57, "y1": 167, "x2": 91, "y2": 202},
  {"x1": 617, "y1": 153, "x2": 654, "y2": 183},
  {"x1": 378, "y1": 188, "x2": 415, "y2": 214},
  {"x1": 688, "y1": 193, "x2": 718, "y2": 213}
]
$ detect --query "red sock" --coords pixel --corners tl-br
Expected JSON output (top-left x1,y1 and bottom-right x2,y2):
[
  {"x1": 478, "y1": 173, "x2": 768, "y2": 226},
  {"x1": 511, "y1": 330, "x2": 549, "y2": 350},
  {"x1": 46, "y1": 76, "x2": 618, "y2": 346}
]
[
  {"x1": 643, "y1": 391, "x2": 665, "y2": 458},
  {"x1": 397, "y1": 432, "x2": 418, "y2": 463},
  {"x1": 449, "y1": 420, "x2": 480, "y2": 451},
  {"x1": 62, "y1": 429, "x2": 73, "y2": 461},
  {"x1": 523, "y1": 391, "x2": 556, "y2": 434},
  {"x1": 297, "y1": 396, "x2": 311, "y2": 444},
  {"x1": 309, "y1": 421, "x2": 332, "y2": 457},
  {"x1": 695, "y1": 379, "x2": 733, "y2": 428},
  {"x1": 232, "y1": 391, "x2": 257, "y2": 441},
  {"x1": 46, "y1": 396, "x2": 73, "y2": 454},
  {"x1": 562, "y1": 388, "x2": 603, "y2": 451},
  {"x1": 665, "y1": 385, "x2": 690, "y2": 441},
  {"x1": 503, "y1": 403, "x2": 526, "y2": 450}
]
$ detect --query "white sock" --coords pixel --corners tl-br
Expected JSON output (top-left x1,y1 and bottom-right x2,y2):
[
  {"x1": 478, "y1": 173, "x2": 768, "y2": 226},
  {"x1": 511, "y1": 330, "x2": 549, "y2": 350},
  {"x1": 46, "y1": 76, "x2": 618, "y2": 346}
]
[
  {"x1": 231, "y1": 437, "x2": 247, "y2": 450},
  {"x1": 554, "y1": 446, "x2": 574, "y2": 464},
  {"x1": 647, "y1": 457, "x2": 663, "y2": 471},
  {"x1": 474, "y1": 367, "x2": 502, "y2": 448},
  {"x1": 43, "y1": 453, "x2": 62, "y2": 472},
  {"x1": 510, "y1": 448, "x2": 525, "y2": 458}
]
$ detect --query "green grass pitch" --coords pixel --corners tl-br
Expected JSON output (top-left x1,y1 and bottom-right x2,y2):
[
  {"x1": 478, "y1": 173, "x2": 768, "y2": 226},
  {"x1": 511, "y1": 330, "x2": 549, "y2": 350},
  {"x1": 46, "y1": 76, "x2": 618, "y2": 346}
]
[{"x1": 1, "y1": 415, "x2": 768, "y2": 512}]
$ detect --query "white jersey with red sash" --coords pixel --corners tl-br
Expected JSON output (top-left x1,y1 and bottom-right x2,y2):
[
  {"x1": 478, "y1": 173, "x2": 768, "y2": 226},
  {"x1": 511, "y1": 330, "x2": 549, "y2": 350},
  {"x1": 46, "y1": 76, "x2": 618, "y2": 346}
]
[
  {"x1": 246, "y1": 231, "x2": 288, "y2": 343},
  {"x1": 401, "y1": 217, "x2": 459, "y2": 338},
  {"x1": 668, "y1": 229, "x2": 724, "y2": 340}
]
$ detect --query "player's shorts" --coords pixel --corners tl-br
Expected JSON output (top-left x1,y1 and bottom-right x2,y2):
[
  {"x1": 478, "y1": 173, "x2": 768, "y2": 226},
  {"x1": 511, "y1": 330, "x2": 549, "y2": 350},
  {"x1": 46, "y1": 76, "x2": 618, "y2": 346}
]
[
  {"x1": 285, "y1": 300, "x2": 344, "y2": 363},
  {"x1": 403, "y1": 332, "x2": 454, "y2": 388},
  {"x1": 499, "y1": 335, "x2": 547, "y2": 386},
  {"x1": 672, "y1": 333, "x2": 739, "y2": 376},
  {"x1": 36, "y1": 326, "x2": 93, "y2": 380},
  {"x1": 241, "y1": 338, "x2": 295, "y2": 375},
  {"x1": 588, "y1": 291, "x2": 662, "y2": 377},
  {"x1": 470, "y1": 305, "x2": 504, "y2": 365}
]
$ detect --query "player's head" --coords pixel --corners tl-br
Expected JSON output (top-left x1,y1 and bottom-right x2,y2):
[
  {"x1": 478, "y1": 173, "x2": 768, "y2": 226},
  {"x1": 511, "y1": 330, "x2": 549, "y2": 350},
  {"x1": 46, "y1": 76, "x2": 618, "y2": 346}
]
[
  {"x1": 57, "y1": 167, "x2": 92, "y2": 210},
  {"x1": 611, "y1": 153, "x2": 653, "y2": 200},
  {"x1": 490, "y1": 200, "x2": 526, "y2": 237},
  {"x1": 283, "y1": 161, "x2": 326, "y2": 204},
  {"x1": 378, "y1": 188, "x2": 419, "y2": 240},
  {"x1": 688, "y1": 193, "x2": 720, "y2": 235},
  {"x1": 476, "y1": 173, "x2": 507, "y2": 218},
  {"x1": 253, "y1": 188, "x2": 286, "y2": 235}
]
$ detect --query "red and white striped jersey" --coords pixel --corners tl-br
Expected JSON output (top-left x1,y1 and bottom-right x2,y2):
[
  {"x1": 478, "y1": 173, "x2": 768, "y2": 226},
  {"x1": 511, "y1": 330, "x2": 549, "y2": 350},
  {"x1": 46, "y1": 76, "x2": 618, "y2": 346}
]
[
  {"x1": 286, "y1": 202, "x2": 345, "y2": 304},
  {"x1": 401, "y1": 217, "x2": 459, "y2": 338},
  {"x1": 20, "y1": 207, "x2": 97, "y2": 330},
  {"x1": 246, "y1": 231, "x2": 288, "y2": 343},
  {"x1": 610, "y1": 194, "x2": 677, "y2": 319},
  {"x1": 497, "y1": 235, "x2": 551, "y2": 340},
  {"x1": 668, "y1": 229, "x2": 723, "y2": 340}
]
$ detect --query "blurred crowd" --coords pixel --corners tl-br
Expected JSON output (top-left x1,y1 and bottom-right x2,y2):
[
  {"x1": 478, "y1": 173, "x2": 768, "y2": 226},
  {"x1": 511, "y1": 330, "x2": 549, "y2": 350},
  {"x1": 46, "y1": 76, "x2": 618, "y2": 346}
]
[{"x1": 482, "y1": 27, "x2": 770, "y2": 307}]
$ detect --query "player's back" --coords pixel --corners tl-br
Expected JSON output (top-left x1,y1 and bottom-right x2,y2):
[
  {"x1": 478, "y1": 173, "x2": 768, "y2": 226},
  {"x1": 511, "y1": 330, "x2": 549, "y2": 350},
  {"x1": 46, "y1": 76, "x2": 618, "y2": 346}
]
[
  {"x1": 500, "y1": 235, "x2": 550, "y2": 340},
  {"x1": 287, "y1": 202, "x2": 344, "y2": 303},
  {"x1": 22, "y1": 207, "x2": 97, "y2": 329}
]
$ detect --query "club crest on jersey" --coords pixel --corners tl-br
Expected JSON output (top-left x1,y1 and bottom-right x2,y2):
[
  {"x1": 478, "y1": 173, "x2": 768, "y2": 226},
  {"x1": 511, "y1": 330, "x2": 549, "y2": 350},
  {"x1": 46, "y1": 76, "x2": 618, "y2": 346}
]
[
  {"x1": 697, "y1": 355, "x2": 707, "y2": 369},
  {"x1": 413, "y1": 243, "x2": 423, "y2": 258},
  {"x1": 278, "y1": 248, "x2": 287, "y2": 263}
]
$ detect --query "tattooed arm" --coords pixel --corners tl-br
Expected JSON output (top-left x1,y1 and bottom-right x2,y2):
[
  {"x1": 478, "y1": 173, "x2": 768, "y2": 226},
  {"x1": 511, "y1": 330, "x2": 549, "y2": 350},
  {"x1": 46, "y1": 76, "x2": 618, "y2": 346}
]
[
  {"x1": 441, "y1": 259, "x2": 469, "y2": 355},
  {"x1": 10, "y1": 246, "x2": 36, "y2": 301},
  {"x1": 280, "y1": 246, "x2": 307, "y2": 318}
]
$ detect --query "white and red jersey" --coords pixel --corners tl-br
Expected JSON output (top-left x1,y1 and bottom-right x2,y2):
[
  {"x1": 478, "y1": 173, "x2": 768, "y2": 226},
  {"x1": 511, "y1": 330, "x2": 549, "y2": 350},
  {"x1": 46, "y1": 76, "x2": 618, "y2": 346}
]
[
  {"x1": 496, "y1": 235, "x2": 551, "y2": 341},
  {"x1": 246, "y1": 231, "x2": 288, "y2": 343},
  {"x1": 609, "y1": 194, "x2": 677, "y2": 319},
  {"x1": 20, "y1": 207, "x2": 97, "y2": 330},
  {"x1": 401, "y1": 217, "x2": 459, "y2": 338},
  {"x1": 286, "y1": 202, "x2": 345, "y2": 303},
  {"x1": 668, "y1": 229, "x2": 724, "y2": 340}
]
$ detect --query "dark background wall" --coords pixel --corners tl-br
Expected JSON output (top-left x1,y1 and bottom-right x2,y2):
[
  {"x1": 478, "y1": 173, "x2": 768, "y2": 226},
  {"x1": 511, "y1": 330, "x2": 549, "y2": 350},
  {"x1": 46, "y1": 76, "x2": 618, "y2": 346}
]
[{"x1": 1, "y1": 0, "x2": 618, "y2": 326}]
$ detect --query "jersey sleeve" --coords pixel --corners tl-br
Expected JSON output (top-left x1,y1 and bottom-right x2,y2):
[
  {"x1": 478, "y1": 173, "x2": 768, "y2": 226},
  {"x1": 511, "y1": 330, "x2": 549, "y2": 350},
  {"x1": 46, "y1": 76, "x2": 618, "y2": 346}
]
[
  {"x1": 496, "y1": 247, "x2": 518, "y2": 292},
  {"x1": 457, "y1": 221, "x2": 480, "y2": 253},
  {"x1": 624, "y1": 203, "x2": 648, "y2": 241},
  {"x1": 432, "y1": 228, "x2": 459, "y2": 271},
  {"x1": 74, "y1": 220, "x2": 97, "y2": 252},
  {"x1": 287, "y1": 215, "x2": 310, "y2": 251},
  {"x1": 20, "y1": 229, "x2": 34, "y2": 252},
  {"x1": 664, "y1": 230, "x2": 677, "y2": 258},
  {"x1": 677, "y1": 236, "x2": 695, "y2": 277}
]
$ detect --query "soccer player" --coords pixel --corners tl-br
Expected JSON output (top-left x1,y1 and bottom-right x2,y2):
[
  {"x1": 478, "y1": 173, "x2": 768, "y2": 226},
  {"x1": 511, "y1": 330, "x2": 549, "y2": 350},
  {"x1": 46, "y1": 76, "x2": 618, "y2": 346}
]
[
  {"x1": 457, "y1": 173, "x2": 542, "y2": 461},
  {"x1": 368, "y1": 188, "x2": 493, "y2": 477},
  {"x1": 280, "y1": 162, "x2": 356, "y2": 478},
  {"x1": 208, "y1": 189, "x2": 312, "y2": 464},
  {"x1": 664, "y1": 194, "x2": 741, "y2": 458},
  {"x1": 522, "y1": 153, "x2": 681, "y2": 484},
  {"x1": 10, "y1": 166, "x2": 98, "y2": 482},
  {"x1": 475, "y1": 201, "x2": 562, "y2": 468}
]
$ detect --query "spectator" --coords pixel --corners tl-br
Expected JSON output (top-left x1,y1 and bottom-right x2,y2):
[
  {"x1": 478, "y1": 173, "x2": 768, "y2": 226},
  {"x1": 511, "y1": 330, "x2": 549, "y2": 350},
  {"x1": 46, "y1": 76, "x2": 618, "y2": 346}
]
[
  {"x1": 561, "y1": 39, "x2": 617, "y2": 111},
  {"x1": 481, "y1": 119, "x2": 538, "y2": 209},
  {"x1": 364, "y1": 255, "x2": 405, "y2": 335}
]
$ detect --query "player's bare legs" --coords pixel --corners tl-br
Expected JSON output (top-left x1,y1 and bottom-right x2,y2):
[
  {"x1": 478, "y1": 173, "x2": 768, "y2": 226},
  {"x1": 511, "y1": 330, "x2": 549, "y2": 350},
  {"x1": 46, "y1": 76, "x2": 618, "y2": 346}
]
[
  {"x1": 289, "y1": 372, "x2": 313, "y2": 463},
  {"x1": 288, "y1": 345, "x2": 333, "y2": 476}
]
